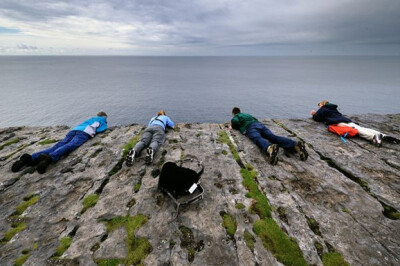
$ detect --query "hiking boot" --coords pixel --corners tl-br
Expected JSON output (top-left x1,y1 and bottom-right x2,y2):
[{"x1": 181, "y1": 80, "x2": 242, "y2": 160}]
[
  {"x1": 11, "y1": 154, "x2": 32, "y2": 172},
  {"x1": 372, "y1": 134, "x2": 383, "y2": 147},
  {"x1": 294, "y1": 141, "x2": 308, "y2": 161},
  {"x1": 383, "y1": 135, "x2": 400, "y2": 144},
  {"x1": 36, "y1": 154, "x2": 52, "y2": 174},
  {"x1": 125, "y1": 149, "x2": 135, "y2": 167},
  {"x1": 145, "y1": 147, "x2": 154, "y2": 165},
  {"x1": 266, "y1": 144, "x2": 279, "y2": 165}
]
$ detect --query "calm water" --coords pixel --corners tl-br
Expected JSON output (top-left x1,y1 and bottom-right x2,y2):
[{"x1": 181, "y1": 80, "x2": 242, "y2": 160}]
[{"x1": 1, "y1": 56, "x2": 399, "y2": 127}]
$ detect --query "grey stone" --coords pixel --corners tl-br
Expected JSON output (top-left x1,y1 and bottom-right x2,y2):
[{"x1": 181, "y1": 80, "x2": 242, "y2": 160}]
[{"x1": 0, "y1": 115, "x2": 399, "y2": 265}]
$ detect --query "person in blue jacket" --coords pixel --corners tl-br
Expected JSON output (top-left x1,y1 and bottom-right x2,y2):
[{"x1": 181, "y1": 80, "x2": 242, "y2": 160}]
[
  {"x1": 11, "y1": 112, "x2": 108, "y2": 174},
  {"x1": 126, "y1": 110, "x2": 174, "y2": 166}
]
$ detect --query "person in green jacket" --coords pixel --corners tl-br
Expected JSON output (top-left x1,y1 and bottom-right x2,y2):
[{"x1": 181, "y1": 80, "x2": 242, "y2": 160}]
[{"x1": 230, "y1": 107, "x2": 308, "y2": 165}]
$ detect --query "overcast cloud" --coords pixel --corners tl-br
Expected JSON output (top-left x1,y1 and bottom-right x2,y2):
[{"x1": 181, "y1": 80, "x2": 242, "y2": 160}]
[{"x1": 0, "y1": 0, "x2": 399, "y2": 55}]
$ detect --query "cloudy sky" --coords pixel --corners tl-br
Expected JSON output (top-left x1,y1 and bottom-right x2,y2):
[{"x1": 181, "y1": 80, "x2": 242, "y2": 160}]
[{"x1": 0, "y1": 0, "x2": 399, "y2": 55}]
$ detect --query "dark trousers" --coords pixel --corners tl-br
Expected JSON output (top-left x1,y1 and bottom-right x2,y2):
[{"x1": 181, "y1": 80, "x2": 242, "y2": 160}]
[
  {"x1": 32, "y1": 130, "x2": 90, "y2": 162},
  {"x1": 245, "y1": 122, "x2": 295, "y2": 152}
]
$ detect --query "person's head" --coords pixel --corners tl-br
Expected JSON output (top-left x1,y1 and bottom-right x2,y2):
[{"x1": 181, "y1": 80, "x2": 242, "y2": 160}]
[
  {"x1": 232, "y1": 107, "x2": 241, "y2": 116},
  {"x1": 157, "y1": 110, "x2": 166, "y2": 116},
  {"x1": 97, "y1": 111, "x2": 108, "y2": 118},
  {"x1": 317, "y1": 100, "x2": 329, "y2": 108}
]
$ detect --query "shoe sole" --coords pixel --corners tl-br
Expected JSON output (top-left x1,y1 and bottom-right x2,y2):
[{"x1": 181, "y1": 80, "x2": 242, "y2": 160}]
[
  {"x1": 37, "y1": 162, "x2": 49, "y2": 174},
  {"x1": 383, "y1": 136, "x2": 399, "y2": 144},
  {"x1": 145, "y1": 149, "x2": 153, "y2": 165},
  {"x1": 298, "y1": 141, "x2": 308, "y2": 161},
  {"x1": 268, "y1": 145, "x2": 279, "y2": 165},
  {"x1": 11, "y1": 160, "x2": 25, "y2": 172},
  {"x1": 126, "y1": 150, "x2": 135, "y2": 167}
]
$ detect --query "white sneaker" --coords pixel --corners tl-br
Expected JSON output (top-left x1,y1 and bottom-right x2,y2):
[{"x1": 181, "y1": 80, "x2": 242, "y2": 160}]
[
  {"x1": 145, "y1": 147, "x2": 154, "y2": 165},
  {"x1": 372, "y1": 134, "x2": 383, "y2": 147},
  {"x1": 126, "y1": 149, "x2": 135, "y2": 166}
]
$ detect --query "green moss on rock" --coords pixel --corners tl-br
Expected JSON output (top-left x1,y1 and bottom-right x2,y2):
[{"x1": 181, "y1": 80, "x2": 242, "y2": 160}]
[
  {"x1": 52, "y1": 237, "x2": 72, "y2": 258},
  {"x1": 134, "y1": 182, "x2": 141, "y2": 193},
  {"x1": 221, "y1": 212, "x2": 237, "y2": 238},
  {"x1": 240, "y1": 168, "x2": 271, "y2": 219},
  {"x1": 243, "y1": 230, "x2": 256, "y2": 252},
  {"x1": 1, "y1": 221, "x2": 26, "y2": 244},
  {"x1": 108, "y1": 134, "x2": 142, "y2": 177},
  {"x1": 382, "y1": 203, "x2": 400, "y2": 220},
  {"x1": 253, "y1": 219, "x2": 307, "y2": 266},
  {"x1": 13, "y1": 194, "x2": 39, "y2": 216},
  {"x1": 38, "y1": 139, "x2": 58, "y2": 145},
  {"x1": 102, "y1": 214, "x2": 152, "y2": 265},
  {"x1": 0, "y1": 137, "x2": 19, "y2": 151},
  {"x1": 218, "y1": 131, "x2": 242, "y2": 164},
  {"x1": 322, "y1": 252, "x2": 349, "y2": 266},
  {"x1": 306, "y1": 216, "x2": 322, "y2": 236},
  {"x1": 14, "y1": 253, "x2": 30, "y2": 266},
  {"x1": 235, "y1": 203, "x2": 245, "y2": 209},
  {"x1": 81, "y1": 194, "x2": 99, "y2": 214},
  {"x1": 122, "y1": 135, "x2": 141, "y2": 158}
]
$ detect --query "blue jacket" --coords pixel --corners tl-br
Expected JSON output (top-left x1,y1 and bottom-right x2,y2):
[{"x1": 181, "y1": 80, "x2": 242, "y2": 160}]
[
  {"x1": 72, "y1": 116, "x2": 108, "y2": 137},
  {"x1": 148, "y1": 115, "x2": 174, "y2": 130},
  {"x1": 313, "y1": 103, "x2": 352, "y2": 125}
]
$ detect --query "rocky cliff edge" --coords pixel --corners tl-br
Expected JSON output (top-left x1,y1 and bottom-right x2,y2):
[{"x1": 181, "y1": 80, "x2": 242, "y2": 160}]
[{"x1": 0, "y1": 114, "x2": 399, "y2": 266}]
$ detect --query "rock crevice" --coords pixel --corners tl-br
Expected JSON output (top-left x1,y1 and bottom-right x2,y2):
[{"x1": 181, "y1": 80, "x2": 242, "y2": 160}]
[{"x1": 0, "y1": 114, "x2": 399, "y2": 265}]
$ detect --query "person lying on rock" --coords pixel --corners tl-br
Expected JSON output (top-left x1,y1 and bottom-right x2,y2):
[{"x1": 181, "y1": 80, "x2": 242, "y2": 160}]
[
  {"x1": 311, "y1": 100, "x2": 399, "y2": 146},
  {"x1": 126, "y1": 110, "x2": 174, "y2": 166},
  {"x1": 230, "y1": 107, "x2": 308, "y2": 165},
  {"x1": 12, "y1": 112, "x2": 108, "y2": 174}
]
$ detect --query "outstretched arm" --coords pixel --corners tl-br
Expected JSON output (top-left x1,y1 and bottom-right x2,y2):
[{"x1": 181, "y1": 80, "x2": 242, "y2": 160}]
[
  {"x1": 166, "y1": 117, "x2": 175, "y2": 128},
  {"x1": 96, "y1": 120, "x2": 108, "y2": 133},
  {"x1": 231, "y1": 116, "x2": 240, "y2": 130},
  {"x1": 312, "y1": 108, "x2": 325, "y2": 122}
]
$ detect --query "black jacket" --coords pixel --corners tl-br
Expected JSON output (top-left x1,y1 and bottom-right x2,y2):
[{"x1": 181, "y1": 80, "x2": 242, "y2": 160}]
[{"x1": 312, "y1": 103, "x2": 352, "y2": 125}]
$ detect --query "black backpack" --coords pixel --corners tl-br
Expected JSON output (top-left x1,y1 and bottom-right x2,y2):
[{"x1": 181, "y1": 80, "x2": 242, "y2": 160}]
[{"x1": 158, "y1": 159, "x2": 204, "y2": 198}]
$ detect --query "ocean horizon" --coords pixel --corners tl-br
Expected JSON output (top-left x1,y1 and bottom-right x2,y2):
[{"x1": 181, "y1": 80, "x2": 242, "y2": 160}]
[{"x1": 1, "y1": 56, "x2": 399, "y2": 128}]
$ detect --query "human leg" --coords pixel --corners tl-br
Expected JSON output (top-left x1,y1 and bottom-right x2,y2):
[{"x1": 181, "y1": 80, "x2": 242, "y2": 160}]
[
  {"x1": 48, "y1": 131, "x2": 90, "y2": 161},
  {"x1": 258, "y1": 123, "x2": 296, "y2": 149},
  {"x1": 146, "y1": 127, "x2": 165, "y2": 164},
  {"x1": 126, "y1": 128, "x2": 153, "y2": 166},
  {"x1": 340, "y1": 122, "x2": 383, "y2": 145},
  {"x1": 246, "y1": 123, "x2": 270, "y2": 152},
  {"x1": 133, "y1": 129, "x2": 153, "y2": 155},
  {"x1": 246, "y1": 123, "x2": 279, "y2": 165},
  {"x1": 148, "y1": 127, "x2": 166, "y2": 154},
  {"x1": 32, "y1": 131, "x2": 76, "y2": 162}
]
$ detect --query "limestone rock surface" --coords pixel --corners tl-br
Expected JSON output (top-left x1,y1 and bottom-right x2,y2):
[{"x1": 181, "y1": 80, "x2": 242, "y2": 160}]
[{"x1": 0, "y1": 114, "x2": 399, "y2": 266}]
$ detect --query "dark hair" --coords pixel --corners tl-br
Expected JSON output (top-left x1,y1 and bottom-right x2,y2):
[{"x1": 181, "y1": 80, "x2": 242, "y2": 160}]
[
  {"x1": 97, "y1": 111, "x2": 108, "y2": 117},
  {"x1": 232, "y1": 107, "x2": 241, "y2": 115}
]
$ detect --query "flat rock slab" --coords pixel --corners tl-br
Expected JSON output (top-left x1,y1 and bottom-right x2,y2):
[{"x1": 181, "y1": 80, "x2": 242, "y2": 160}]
[{"x1": 0, "y1": 114, "x2": 399, "y2": 265}]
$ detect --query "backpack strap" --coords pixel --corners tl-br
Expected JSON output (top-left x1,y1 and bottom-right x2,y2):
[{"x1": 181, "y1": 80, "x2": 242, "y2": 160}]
[{"x1": 150, "y1": 115, "x2": 166, "y2": 127}]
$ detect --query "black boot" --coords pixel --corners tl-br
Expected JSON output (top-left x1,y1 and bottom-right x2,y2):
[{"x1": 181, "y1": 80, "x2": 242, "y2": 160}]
[
  {"x1": 36, "y1": 154, "x2": 53, "y2": 174},
  {"x1": 11, "y1": 154, "x2": 32, "y2": 172}
]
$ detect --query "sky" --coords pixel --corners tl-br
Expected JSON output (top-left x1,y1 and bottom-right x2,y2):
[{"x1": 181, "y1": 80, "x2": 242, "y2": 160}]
[{"x1": 0, "y1": 0, "x2": 400, "y2": 56}]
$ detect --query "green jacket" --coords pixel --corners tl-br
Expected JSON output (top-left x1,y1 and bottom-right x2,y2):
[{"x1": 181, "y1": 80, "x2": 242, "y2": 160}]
[{"x1": 231, "y1": 113, "x2": 258, "y2": 134}]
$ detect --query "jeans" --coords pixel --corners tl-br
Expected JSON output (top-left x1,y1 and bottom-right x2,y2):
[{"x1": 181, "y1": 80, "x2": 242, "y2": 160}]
[
  {"x1": 133, "y1": 126, "x2": 166, "y2": 155},
  {"x1": 32, "y1": 130, "x2": 90, "y2": 162},
  {"x1": 245, "y1": 122, "x2": 296, "y2": 152}
]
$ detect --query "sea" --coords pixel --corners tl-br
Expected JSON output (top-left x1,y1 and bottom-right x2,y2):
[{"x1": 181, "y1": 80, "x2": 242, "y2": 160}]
[{"x1": 1, "y1": 56, "x2": 399, "y2": 128}]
